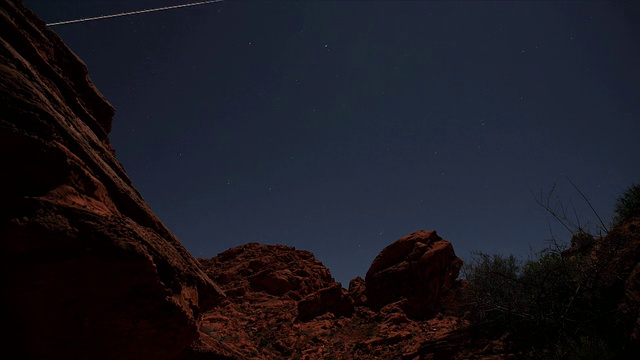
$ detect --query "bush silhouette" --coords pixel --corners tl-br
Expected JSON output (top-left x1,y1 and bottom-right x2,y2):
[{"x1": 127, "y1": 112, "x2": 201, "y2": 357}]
[
  {"x1": 462, "y1": 253, "x2": 525, "y2": 334},
  {"x1": 614, "y1": 182, "x2": 640, "y2": 224},
  {"x1": 462, "y1": 183, "x2": 640, "y2": 357},
  {"x1": 462, "y1": 247, "x2": 618, "y2": 358}
]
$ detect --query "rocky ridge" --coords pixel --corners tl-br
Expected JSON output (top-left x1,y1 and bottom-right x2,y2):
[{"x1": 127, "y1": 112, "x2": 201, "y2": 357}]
[
  {"x1": 185, "y1": 231, "x2": 469, "y2": 360},
  {"x1": 1, "y1": 1, "x2": 223, "y2": 359}
]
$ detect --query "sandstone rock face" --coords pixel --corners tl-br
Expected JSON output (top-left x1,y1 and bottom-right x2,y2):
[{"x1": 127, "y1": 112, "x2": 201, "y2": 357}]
[
  {"x1": 364, "y1": 230, "x2": 463, "y2": 318},
  {"x1": 0, "y1": 1, "x2": 224, "y2": 359},
  {"x1": 201, "y1": 242, "x2": 356, "y2": 324},
  {"x1": 297, "y1": 282, "x2": 354, "y2": 322},
  {"x1": 183, "y1": 233, "x2": 489, "y2": 360},
  {"x1": 199, "y1": 242, "x2": 335, "y2": 301},
  {"x1": 348, "y1": 276, "x2": 367, "y2": 306},
  {"x1": 609, "y1": 216, "x2": 640, "y2": 355},
  {"x1": 189, "y1": 243, "x2": 354, "y2": 358}
]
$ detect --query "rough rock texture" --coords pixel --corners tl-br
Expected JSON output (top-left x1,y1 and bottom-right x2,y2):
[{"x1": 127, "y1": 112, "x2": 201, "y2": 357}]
[
  {"x1": 199, "y1": 242, "x2": 336, "y2": 301},
  {"x1": 559, "y1": 215, "x2": 640, "y2": 356},
  {"x1": 189, "y1": 243, "x2": 352, "y2": 358},
  {"x1": 604, "y1": 216, "x2": 640, "y2": 355},
  {"x1": 297, "y1": 282, "x2": 354, "y2": 322},
  {"x1": 348, "y1": 276, "x2": 367, "y2": 306},
  {"x1": 623, "y1": 262, "x2": 640, "y2": 349},
  {"x1": 181, "y1": 234, "x2": 489, "y2": 359},
  {"x1": 0, "y1": 1, "x2": 224, "y2": 359},
  {"x1": 364, "y1": 230, "x2": 464, "y2": 318}
]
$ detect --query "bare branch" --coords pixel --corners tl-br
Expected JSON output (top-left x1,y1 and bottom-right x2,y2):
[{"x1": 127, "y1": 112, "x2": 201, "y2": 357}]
[{"x1": 567, "y1": 177, "x2": 609, "y2": 234}]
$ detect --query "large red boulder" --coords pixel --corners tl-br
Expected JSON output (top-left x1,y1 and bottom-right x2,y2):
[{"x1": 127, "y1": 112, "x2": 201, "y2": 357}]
[{"x1": 364, "y1": 230, "x2": 463, "y2": 318}]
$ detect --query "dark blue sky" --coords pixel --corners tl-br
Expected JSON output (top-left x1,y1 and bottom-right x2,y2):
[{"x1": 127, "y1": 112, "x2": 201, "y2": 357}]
[{"x1": 24, "y1": 0, "x2": 640, "y2": 286}]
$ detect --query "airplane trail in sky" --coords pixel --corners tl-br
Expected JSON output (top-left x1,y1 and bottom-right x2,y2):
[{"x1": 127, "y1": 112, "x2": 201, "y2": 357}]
[{"x1": 46, "y1": 0, "x2": 223, "y2": 27}]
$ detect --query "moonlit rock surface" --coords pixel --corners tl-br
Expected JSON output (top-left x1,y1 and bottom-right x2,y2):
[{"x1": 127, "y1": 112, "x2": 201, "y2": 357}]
[
  {"x1": 365, "y1": 230, "x2": 463, "y2": 318},
  {"x1": 0, "y1": 1, "x2": 224, "y2": 358}
]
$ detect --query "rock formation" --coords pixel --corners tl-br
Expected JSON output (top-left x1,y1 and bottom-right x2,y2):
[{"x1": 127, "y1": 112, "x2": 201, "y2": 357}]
[
  {"x1": 348, "y1": 276, "x2": 367, "y2": 306},
  {"x1": 0, "y1": 2, "x2": 468, "y2": 358},
  {"x1": 593, "y1": 216, "x2": 640, "y2": 355},
  {"x1": 199, "y1": 242, "x2": 337, "y2": 301},
  {"x1": 188, "y1": 238, "x2": 466, "y2": 359},
  {"x1": 0, "y1": 1, "x2": 224, "y2": 359},
  {"x1": 297, "y1": 282, "x2": 354, "y2": 322},
  {"x1": 198, "y1": 243, "x2": 355, "y2": 323},
  {"x1": 364, "y1": 230, "x2": 463, "y2": 318}
]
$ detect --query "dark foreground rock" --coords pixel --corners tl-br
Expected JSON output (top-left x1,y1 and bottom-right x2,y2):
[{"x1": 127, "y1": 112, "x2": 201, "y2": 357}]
[{"x1": 0, "y1": 1, "x2": 224, "y2": 359}]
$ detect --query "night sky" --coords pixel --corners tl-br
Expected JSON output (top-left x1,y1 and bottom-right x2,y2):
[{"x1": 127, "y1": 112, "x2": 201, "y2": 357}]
[{"x1": 23, "y1": 0, "x2": 640, "y2": 286}]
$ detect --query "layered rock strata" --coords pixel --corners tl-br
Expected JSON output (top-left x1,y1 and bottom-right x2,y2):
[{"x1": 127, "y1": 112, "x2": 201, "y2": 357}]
[{"x1": 0, "y1": 1, "x2": 224, "y2": 359}]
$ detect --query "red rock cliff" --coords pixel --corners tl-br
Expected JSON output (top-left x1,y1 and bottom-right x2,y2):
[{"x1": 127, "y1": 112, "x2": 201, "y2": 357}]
[
  {"x1": 365, "y1": 230, "x2": 463, "y2": 318},
  {"x1": 0, "y1": 1, "x2": 224, "y2": 359}
]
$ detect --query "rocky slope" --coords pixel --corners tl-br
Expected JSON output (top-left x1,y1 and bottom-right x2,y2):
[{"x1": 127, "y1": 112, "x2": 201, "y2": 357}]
[
  {"x1": 193, "y1": 219, "x2": 640, "y2": 360},
  {"x1": 0, "y1": 1, "x2": 224, "y2": 359},
  {"x1": 184, "y1": 231, "x2": 470, "y2": 360},
  {"x1": 570, "y1": 215, "x2": 640, "y2": 356}
]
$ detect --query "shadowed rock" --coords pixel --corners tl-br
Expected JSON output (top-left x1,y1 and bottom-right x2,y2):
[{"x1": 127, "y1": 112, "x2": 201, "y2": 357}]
[
  {"x1": 199, "y1": 242, "x2": 336, "y2": 302},
  {"x1": 297, "y1": 282, "x2": 354, "y2": 322},
  {"x1": 364, "y1": 230, "x2": 463, "y2": 318},
  {"x1": 348, "y1": 276, "x2": 367, "y2": 306},
  {"x1": 0, "y1": 1, "x2": 224, "y2": 359}
]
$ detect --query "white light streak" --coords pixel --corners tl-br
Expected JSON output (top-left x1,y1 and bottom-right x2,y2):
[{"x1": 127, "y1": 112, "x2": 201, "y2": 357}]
[{"x1": 47, "y1": 0, "x2": 224, "y2": 27}]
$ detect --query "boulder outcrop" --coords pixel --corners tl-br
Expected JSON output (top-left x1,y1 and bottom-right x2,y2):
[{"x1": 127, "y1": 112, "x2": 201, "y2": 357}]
[
  {"x1": 364, "y1": 230, "x2": 463, "y2": 318},
  {"x1": 0, "y1": 1, "x2": 224, "y2": 359},
  {"x1": 185, "y1": 233, "x2": 470, "y2": 359},
  {"x1": 199, "y1": 242, "x2": 336, "y2": 302},
  {"x1": 348, "y1": 276, "x2": 367, "y2": 306},
  {"x1": 188, "y1": 243, "x2": 353, "y2": 358},
  {"x1": 297, "y1": 282, "x2": 354, "y2": 322}
]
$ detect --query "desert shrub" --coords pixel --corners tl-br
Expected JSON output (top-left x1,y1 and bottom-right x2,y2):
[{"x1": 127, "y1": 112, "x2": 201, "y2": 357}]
[
  {"x1": 463, "y1": 247, "x2": 620, "y2": 357},
  {"x1": 462, "y1": 253, "x2": 527, "y2": 335},
  {"x1": 461, "y1": 183, "x2": 640, "y2": 356},
  {"x1": 614, "y1": 182, "x2": 640, "y2": 224}
]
